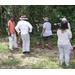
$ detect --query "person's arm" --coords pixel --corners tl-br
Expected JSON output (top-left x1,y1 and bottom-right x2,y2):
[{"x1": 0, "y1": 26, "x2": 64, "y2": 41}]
[
  {"x1": 68, "y1": 29, "x2": 72, "y2": 39},
  {"x1": 42, "y1": 23, "x2": 46, "y2": 34},
  {"x1": 42, "y1": 28, "x2": 45, "y2": 34},
  {"x1": 7, "y1": 21, "x2": 11, "y2": 36},
  {"x1": 68, "y1": 23, "x2": 71, "y2": 29},
  {"x1": 27, "y1": 22, "x2": 33, "y2": 33},
  {"x1": 15, "y1": 22, "x2": 20, "y2": 33},
  {"x1": 40, "y1": 28, "x2": 46, "y2": 37},
  {"x1": 8, "y1": 26, "x2": 11, "y2": 36},
  {"x1": 40, "y1": 23, "x2": 46, "y2": 37}
]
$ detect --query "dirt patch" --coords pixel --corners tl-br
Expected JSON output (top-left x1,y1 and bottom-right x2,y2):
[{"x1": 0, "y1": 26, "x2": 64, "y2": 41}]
[
  {"x1": 0, "y1": 41, "x2": 74, "y2": 58},
  {"x1": 32, "y1": 46, "x2": 59, "y2": 57},
  {"x1": 31, "y1": 46, "x2": 74, "y2": 58},
  {"x1": 0, "y1": 42, "x2": 75, "y2": 69}
]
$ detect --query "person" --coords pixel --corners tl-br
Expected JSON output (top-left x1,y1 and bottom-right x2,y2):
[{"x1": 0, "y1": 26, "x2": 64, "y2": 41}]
[
  {"x1": 60, "y1": 18, "x2": 71, "y2": 29},
  {"x1": 17, "y1": 16, "x2": 29, "y2": 47},
  {"x1": 17, "y1": 16, "x2": 23, "y2": 47},
  {"x1": 7, "y1": 15, "x2": 18, "y2": 50},
  {"x1": 40, "y1": 17, "x2": 52, "y2": 50},
  {"x1": 57, "y1": 22, "x2": 72, "y2": 67},
  {"x1": 17, "y1": 29, "x2": 21, "y2": 47},
  {"x1": 15, "y1": 15, "x2": 33, "y2": 54},
  {"x1": 61, "y1": 18, "x2": 73, "y2": 51}
]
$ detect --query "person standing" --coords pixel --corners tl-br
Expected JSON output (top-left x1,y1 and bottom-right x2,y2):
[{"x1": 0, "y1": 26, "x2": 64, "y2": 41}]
[
  {"x1": 7, "y1": 15, "x2": 18, "y2": 50},
  {"x1": 40, "y1": 17, "x2": 52, "y2": 50},
  {"x1": 15, "y1": 15, "x2": 33, "y2": 54},
  {"x1": 60, "y1": 18, "x2": 71, "y2": 29},
  {"x1": 17, "y1": 29, "x2": 21, "y2": 47},
  {"x1": 17, "y1": 16, "x2": 29, "y2": 47},
  {"x1": 57, "y1": 22, "x2": 72, "y2": 67}
]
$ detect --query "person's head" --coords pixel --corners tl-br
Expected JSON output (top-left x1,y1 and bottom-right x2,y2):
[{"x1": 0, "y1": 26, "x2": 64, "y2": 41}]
[
  {"x1": 62, "y1": 18, "x2": 67, "y2": 23},
  {"x1": 19, "y1": 15, "x2": 28, "y2": 21},
  {"x1": 10, "y1": 15, "x2": 14, "y2": 21},
  {"x1": 60, "y1": 21, "x2": 68, "y2": 30},
  {"x1": 43, "y1": 17, "x2": 49, "y2": 22}
]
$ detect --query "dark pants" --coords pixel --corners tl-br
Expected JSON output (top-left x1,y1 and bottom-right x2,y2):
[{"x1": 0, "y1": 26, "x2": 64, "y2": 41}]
[{"x1": 42, "y1": 36, "x2": 51, "y2": 45}]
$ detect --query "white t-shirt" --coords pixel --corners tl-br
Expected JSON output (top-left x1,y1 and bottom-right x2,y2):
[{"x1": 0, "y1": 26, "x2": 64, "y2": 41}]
[
  {"x1": 43, "y1": 22, "x2": 52, "y2": 36},
  {"x1": 15, "y1": 20, "x2": 33, "y2": 35},
  {"x1": 57, "y1": 29, "x2": 72, "y2": 45}
]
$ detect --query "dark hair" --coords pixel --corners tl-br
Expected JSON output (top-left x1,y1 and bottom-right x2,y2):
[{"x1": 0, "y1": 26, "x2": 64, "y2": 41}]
[
  {"x1": 60, "y1": 22, "x2": 68, "y2": 30},
  {"x1": 10, "y1": 15, "x2": 14, "y2": 18}
]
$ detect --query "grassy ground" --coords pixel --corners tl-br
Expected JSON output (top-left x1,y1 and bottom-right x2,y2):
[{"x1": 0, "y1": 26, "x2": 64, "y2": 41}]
[
  {"x1": 0, "y1": 35, "x2": 75, "y2": 69},
  {"x1": 0, "y1": 43, "x2": 75, "y2": 69}
]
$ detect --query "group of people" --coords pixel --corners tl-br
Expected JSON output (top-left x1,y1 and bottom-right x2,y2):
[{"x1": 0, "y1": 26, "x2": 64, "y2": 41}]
[
  {"x1": 41, "y1": 17, "x2": 72, "y2": 67},
  {"x1": 7, "y1": 15, "x2": 33, "y2": 54},
  {"x1": 7, "y1": 15, "x2": 72, "y2": 67}
]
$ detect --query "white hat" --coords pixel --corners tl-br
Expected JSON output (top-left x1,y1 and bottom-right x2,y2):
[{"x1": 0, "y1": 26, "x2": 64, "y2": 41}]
[
  {"x1": 43, "y1": 17, "x2": 49, "y2": 21},
  {"x1": 62, "y1": 18, "x2": 67, "y2": 21},
  {"x1": 19, "y1": 15, "x2": 28, "y2": 20},
  {"x1": 19, "y1": 16, "x2": 23, "y2": 20}
]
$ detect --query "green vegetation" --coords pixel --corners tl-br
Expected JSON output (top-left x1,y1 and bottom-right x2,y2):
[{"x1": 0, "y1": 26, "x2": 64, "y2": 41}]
[
  {"x1": 0, "y1": 5, "x2": 75, "y2": 39},
  {"x1": 0, "y1": 43, "x2": 75, "y2": 69},
  {"x1": 0, "y1": 5, "x2": 75, "y2": 45},
  {"x1": 0, "y1": 5, "x2": 75, "y2": 69}
]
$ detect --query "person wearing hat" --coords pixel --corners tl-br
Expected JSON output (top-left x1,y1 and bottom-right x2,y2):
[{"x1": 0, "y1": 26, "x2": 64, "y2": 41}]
[
  {"x1": 40, "y1": 17, "x2": 52, "y2": 50},
  {"x1": 61, "y1": 18, "x2": 71, "y2": 29},
  {"x1": 7, "y1": 15, "x2": 18, "y2": 50},
  {"x1": 17, "y1": 15, "x2": 29, "y2": 47},
  {"x1": 15, "y1": 15, "x2": 33, "y2": 54}
]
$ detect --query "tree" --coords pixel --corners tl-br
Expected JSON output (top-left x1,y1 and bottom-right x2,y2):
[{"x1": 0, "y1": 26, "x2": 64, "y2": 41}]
[{"x1": 0, "y1": 5, "x2": 75, "y2": 41}]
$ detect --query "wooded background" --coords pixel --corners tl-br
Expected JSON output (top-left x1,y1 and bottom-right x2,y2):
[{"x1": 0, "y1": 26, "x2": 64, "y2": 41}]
[{"x1": 0, "y1": 5, "x2": 75, "y2": 40}]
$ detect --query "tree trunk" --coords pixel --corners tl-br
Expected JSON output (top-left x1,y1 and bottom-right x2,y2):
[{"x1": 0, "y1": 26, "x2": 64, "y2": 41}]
[
  {"x1": 14, "y1": 5, "x2": 19, "y2": 19},
  {"x1": 1, "y1": 6, "x2": 3, "y2": 27},
  {"x1": 21, "y1": 5, "x2": 24, "y2": 15}
]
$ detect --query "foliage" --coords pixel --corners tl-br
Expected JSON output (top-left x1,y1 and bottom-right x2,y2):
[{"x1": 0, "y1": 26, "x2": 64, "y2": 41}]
[
  {"x1": 0, "y1": 5, "x2": 75, "y2": 43},
  {"x1": 0, "y1": 5, "x2": 75, "y2": 69}
]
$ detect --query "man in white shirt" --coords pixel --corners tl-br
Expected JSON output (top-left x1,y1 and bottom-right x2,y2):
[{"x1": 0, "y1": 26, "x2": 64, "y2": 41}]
[{"x1": 15, "y1": 15, "x2": 33, "y2": 54}]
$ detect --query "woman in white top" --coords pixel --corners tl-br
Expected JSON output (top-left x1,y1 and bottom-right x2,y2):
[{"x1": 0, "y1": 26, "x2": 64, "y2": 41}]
[{"x1": 57, "y1": 22, "x2": 72, "y2": 67}]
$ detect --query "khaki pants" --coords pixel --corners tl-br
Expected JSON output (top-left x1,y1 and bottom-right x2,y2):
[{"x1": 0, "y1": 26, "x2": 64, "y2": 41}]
[
  {"x1": 9, "y1": 33, "x2": 18, "y2": 49},
  {"x1": 42, "y1": 36, "x2": 51, "y2": 45},
  {"x1": 21, "y1": 34, "x2": 30, "y2": 52}
]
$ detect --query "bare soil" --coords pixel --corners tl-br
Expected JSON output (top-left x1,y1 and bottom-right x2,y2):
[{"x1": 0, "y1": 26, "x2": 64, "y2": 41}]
[{"x1": 1, "y1": 41, "x2": 74, "y2": 58}]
